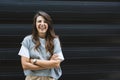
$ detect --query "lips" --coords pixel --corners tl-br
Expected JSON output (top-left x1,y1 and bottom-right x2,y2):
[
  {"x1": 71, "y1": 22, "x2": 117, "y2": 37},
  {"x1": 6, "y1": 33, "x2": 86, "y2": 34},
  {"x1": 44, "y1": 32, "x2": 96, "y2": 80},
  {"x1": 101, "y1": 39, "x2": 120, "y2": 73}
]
[{"x1": 38, "y1": 24, "x2": 46, "y2": 30}]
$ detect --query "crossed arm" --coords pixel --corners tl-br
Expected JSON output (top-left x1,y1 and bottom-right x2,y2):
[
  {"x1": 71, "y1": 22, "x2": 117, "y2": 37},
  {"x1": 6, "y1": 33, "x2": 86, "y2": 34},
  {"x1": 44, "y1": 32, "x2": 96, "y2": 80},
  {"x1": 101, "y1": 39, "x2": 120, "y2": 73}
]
[{"x1": 21, "y1": 54, "x2": 61, "y2": 70}]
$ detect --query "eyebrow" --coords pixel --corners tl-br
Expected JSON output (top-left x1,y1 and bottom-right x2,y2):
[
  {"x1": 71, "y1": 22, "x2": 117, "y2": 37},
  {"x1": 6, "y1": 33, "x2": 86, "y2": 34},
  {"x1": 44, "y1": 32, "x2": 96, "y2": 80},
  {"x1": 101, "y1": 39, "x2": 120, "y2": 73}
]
[
  {"x1": 37, "y1": 20, "x2": 42, "y2": 21},
  {"x1": 37, "y1": 19, "x2": 46, "y2": 22}
]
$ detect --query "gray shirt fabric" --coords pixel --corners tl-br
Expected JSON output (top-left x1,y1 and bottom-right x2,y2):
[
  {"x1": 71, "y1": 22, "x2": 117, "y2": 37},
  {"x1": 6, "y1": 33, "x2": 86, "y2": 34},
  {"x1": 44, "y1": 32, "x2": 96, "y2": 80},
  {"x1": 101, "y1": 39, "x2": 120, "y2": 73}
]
[{"x1": 18, "y1": 35, "x2": 64, "y2": 80}]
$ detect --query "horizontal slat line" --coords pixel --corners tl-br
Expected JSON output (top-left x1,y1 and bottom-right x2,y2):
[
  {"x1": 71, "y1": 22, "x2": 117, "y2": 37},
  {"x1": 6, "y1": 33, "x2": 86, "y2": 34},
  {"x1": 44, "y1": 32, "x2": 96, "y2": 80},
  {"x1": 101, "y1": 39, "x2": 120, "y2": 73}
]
[
  {"x1": 1, "y1": 47, "x2": 120, "y2": 51},
  {"x1": 1, "y1": 24, "x2": 120, "y2": 29},
  {"x1": 0, "y1": 1, "x2": 120, "y2": 6},
  {"x1": 0, "y1": 0, "x2": 120, "y2": 2},
  {"x1": 1, "y1": 59, "x2": 120, "y2": 65},
  {"x1": 0, "y1": 34, "x2": 120, "y2": 36},
  {"x1": 1, "y1": 43, "x2": 120, "y2": 47}
]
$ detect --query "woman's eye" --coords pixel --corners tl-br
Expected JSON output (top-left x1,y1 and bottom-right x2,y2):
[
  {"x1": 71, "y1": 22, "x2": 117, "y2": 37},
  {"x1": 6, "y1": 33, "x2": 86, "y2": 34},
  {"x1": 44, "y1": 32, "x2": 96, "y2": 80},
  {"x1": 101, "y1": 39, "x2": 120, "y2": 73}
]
[
  {"x1": 44, "y1": 21, "x2": 47, "y2": 23},
  {"x1": 38, "y1": 20, "x2": 41, "y2": 23}
]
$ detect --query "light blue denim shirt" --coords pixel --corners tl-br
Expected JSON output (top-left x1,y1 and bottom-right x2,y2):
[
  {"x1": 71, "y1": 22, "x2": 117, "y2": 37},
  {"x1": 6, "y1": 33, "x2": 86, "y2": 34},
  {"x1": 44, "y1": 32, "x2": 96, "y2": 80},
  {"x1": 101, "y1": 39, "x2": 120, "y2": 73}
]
[{"x1": 18, "y1": 35, "x2": 64, "y2": 80}]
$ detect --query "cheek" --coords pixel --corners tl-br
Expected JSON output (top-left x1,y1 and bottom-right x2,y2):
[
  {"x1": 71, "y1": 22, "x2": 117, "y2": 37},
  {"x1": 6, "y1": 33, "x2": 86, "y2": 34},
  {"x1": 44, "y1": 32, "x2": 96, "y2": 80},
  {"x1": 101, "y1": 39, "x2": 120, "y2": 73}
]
[
  {"x1": 45, "y1": 23, "x2": 48, "y2": 30},
  {"x1": 36, "y1": 22, "x2": 39, "y2": 26},
  {"x1": 36, "y1": 23, "x2": 39, "y2": 29}
]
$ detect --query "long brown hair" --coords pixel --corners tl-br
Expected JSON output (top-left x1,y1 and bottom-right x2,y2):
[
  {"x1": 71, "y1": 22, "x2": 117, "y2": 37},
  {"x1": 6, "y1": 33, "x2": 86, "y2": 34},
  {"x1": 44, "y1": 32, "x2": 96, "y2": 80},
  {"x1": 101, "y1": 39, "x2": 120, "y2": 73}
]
[{"x1": 32, "y1": 11, "x2": 57, "y2": 55}]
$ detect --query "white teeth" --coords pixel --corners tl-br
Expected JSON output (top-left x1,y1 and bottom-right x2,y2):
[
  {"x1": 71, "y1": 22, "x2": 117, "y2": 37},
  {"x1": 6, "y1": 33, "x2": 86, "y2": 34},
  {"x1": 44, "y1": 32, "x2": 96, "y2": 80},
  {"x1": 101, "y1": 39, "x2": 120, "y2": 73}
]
[{"x1": 38, "y1": 24, "x2": 46, "y2": 30}]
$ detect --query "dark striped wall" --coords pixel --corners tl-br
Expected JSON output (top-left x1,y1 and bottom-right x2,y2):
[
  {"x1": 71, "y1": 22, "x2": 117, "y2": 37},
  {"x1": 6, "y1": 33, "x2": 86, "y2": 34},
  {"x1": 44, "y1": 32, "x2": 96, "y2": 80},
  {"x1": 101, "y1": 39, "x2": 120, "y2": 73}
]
[{"x1": 0, "y1": 0, "x2": 120, "y2": 80}]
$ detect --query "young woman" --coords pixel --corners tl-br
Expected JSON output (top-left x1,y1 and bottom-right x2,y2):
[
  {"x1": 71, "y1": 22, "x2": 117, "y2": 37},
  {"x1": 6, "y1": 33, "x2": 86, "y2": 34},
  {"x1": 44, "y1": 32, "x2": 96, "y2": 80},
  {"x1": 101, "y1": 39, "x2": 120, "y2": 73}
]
[{"x1": 18, "y1": 11, "x2": 64, "y2": 80}]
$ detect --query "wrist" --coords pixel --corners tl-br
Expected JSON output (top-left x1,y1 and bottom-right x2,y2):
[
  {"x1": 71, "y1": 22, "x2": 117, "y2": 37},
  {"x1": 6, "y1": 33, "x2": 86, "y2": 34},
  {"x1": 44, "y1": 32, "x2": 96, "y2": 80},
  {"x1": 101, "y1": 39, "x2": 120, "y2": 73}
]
[{"x1": 32, "y1": 59, "x2": 37, "y2": 65}]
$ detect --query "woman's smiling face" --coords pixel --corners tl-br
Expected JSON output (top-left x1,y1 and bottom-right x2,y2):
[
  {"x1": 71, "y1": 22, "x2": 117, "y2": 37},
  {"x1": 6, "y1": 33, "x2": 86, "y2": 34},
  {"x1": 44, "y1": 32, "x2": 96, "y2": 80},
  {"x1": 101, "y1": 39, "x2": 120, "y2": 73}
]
[{"x1": 36, "y1": 16, "x2": 48, "y2": 36}]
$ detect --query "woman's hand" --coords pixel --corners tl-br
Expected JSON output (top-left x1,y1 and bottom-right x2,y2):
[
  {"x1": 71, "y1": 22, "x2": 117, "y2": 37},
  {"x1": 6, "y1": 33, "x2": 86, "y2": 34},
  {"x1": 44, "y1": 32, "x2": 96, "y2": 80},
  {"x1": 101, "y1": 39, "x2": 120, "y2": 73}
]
[
  {"x1": 50, "y1": 54, "x2": 60, "y2": 60},
  {"x1": 50, "y1": 54, "x2": 61, "y2": 68},
  {"x1": 29, "y1": 54, "x2": 61, "y2": 69}
]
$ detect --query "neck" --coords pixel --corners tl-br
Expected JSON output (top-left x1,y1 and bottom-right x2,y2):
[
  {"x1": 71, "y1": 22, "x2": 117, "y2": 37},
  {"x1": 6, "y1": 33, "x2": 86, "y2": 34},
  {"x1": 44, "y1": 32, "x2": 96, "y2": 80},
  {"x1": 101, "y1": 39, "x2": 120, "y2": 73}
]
[{"x1": 38, "y1": 33, "x2": 46, "y2": 38}]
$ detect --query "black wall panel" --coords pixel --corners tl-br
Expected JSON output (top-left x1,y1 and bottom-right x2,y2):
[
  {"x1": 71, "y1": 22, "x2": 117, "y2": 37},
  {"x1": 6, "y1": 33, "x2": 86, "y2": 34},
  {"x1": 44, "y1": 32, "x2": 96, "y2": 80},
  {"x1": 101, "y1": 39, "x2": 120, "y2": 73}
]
[{"x1": 0, "y1": 0, "x2": 120, "y2": 80}]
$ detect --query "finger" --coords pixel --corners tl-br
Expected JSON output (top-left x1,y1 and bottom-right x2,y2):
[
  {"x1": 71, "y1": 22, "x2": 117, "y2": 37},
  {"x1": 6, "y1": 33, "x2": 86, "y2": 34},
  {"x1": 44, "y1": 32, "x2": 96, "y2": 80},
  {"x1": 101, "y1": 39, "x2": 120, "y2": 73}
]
[{"x1": 53, "y1": 54, "x2": 58, "y2": 57}]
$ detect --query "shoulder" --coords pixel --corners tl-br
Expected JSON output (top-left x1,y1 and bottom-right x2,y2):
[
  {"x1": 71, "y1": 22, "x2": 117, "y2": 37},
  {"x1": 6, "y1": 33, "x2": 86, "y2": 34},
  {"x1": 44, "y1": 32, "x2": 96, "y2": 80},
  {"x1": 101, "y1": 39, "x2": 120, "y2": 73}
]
[
  {"x1": 53, "y1": 36, "x2": 61, "y2": 43},
  {"x1": 53, "y1": 36, "x2": 59, "y2": 41},
  {"x1": 22, "y1": 35, "x2": 33, "y2": 44},
  {"x1": 23, "y1": 35, "x2": 32, "y2": 41},
  {"x1": 21, "y1": 35, "x2": 33, "y2": 47}
]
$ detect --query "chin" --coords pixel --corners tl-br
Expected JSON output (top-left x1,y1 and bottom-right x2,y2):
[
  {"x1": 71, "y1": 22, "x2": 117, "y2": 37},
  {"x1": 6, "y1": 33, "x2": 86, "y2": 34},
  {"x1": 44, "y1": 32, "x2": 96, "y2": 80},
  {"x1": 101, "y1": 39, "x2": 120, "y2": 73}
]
[{"x1": 40, "y1": 31, "x2": 46, "y2": 34}]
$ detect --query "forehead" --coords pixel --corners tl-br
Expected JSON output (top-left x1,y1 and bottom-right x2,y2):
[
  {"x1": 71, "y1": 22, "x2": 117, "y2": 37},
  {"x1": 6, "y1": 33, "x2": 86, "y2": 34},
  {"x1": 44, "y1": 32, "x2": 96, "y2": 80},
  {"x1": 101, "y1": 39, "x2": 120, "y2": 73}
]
[{"x1": 36, "y1": 16, "x2": 45, "y2": 21}]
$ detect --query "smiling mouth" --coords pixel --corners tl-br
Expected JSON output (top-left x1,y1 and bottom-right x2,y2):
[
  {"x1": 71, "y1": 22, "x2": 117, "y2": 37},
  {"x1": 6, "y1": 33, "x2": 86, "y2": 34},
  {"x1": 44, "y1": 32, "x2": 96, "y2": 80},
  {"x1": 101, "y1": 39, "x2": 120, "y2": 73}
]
[{"x1": 38, "y1": 24, "x2": 46, "y2": 30}]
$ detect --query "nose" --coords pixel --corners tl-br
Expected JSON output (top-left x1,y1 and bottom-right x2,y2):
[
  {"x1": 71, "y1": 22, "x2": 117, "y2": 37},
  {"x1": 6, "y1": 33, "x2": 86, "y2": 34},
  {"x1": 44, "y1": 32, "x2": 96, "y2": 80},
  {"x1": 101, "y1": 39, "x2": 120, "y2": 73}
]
[
  {"x1": 41, "y1": 22, "x2": 44, "y2": 24},
  {"x1": 41, "y1": 22, "x2": 45, "y2": 25},
  {"x1": 40, "y1": 22, "x2": 45, "y2": 28}
]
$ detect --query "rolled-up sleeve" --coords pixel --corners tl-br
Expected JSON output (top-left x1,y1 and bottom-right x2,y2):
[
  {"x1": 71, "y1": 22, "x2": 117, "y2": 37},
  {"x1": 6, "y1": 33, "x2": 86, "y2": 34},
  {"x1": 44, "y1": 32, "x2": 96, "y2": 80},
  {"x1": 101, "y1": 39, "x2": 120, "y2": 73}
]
[
  {"x1": 18, "y1": 36, "x2": 30, "y2": 58},
  {"x1": 54, "y1": 37, "x2": 64, "y2": 61}
]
